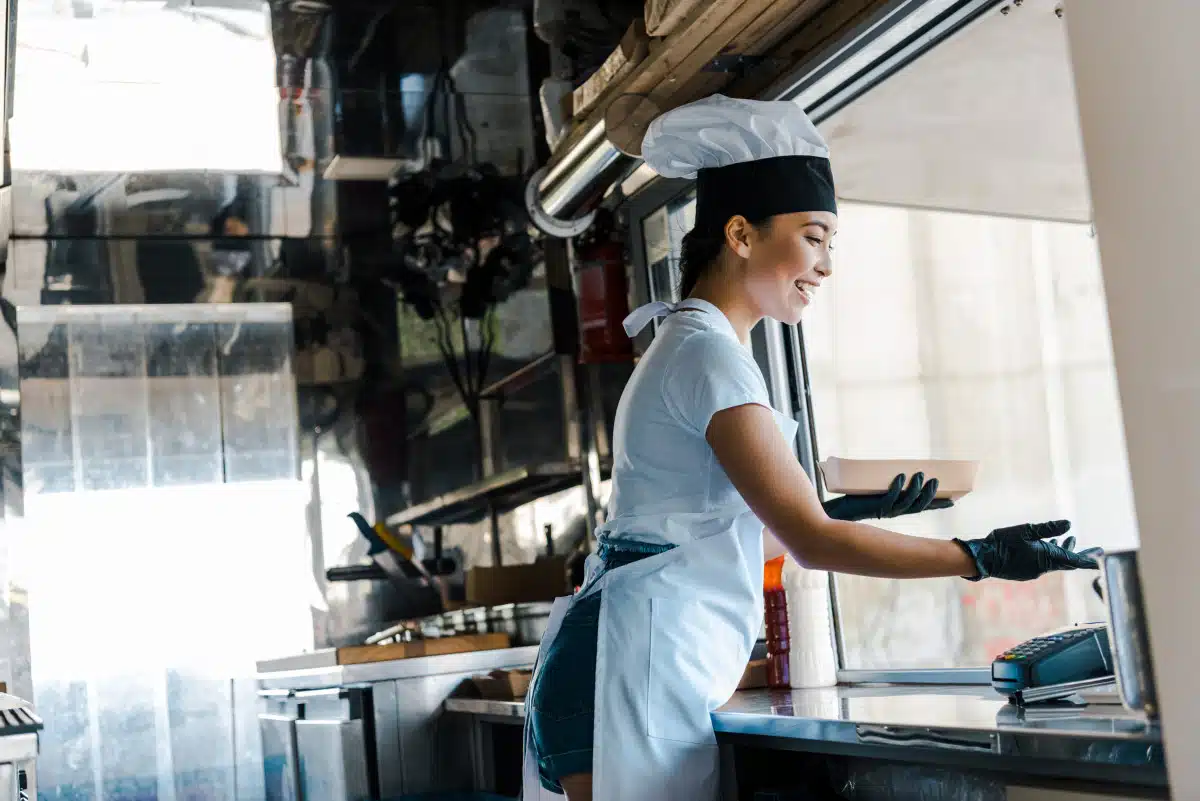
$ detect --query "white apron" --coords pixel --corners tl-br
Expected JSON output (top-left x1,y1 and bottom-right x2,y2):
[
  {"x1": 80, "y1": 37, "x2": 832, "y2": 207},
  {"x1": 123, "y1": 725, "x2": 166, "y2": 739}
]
[{"x1": 522, "y1": 299, "x2": 800, "y2": 801}]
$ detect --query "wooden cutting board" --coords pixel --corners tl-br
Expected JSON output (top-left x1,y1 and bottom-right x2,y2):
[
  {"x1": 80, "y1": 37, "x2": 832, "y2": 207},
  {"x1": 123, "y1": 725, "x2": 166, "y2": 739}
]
[{"x1": 336, "y1": 633, "x2": 511, "y2": 666}]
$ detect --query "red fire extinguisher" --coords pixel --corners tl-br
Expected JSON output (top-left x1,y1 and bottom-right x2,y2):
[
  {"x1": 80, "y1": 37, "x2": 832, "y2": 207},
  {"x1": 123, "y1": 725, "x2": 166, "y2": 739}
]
[{"x1": 574, "y1": 209, "x2": 634, "y2": 364}]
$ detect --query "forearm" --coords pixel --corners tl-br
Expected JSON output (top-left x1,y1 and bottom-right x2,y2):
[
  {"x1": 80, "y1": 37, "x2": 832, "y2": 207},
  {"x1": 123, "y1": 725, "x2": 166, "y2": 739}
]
[
  {"x1": 763, "y1": 528, "x2": 788, "y2": 561},
  {"x1": 708, "y1": 405, "x2": 975, "y2": 579},
  {"x1": 786, "y1": 519, "x2": 977, "y2": 579}
]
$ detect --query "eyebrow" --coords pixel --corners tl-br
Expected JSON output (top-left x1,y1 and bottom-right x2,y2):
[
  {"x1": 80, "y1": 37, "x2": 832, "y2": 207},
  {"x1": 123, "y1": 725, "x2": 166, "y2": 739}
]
[{"x1": 803, "y1": 221, "x2": 832, "y2": 233}]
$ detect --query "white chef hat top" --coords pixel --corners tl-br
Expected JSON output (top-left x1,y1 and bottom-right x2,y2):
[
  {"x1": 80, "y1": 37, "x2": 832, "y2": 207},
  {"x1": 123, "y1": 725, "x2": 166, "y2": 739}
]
[
  {"x1": 641, "y1": 94, "x2": 831, "y2": 180},
  {"x1": 639, "y1": 94, "x2": 837, "y2": 233}
]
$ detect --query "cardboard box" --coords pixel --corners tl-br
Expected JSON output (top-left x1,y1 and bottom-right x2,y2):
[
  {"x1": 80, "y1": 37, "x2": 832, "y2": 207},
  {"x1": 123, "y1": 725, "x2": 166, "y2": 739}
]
[
  {"x1": 470, "y1": 669, "x2": 533, "y2": 700},
  {"x1": 738, "y1": 659, "x2": 768, "y2": 690},
  {"x1": 466, "y1": 557, "x2": 568, "y2": 605}
]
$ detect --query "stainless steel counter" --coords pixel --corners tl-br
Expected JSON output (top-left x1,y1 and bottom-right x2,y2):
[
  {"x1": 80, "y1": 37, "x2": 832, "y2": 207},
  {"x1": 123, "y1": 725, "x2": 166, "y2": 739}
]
[
  {"x1": 445, "y1": 684, "x2": 1166, "y2": 788},
  {"x1": 257, "y1": 646, "x2": 539, "y2": 691},
  {"x1": 256, "y1": 646, "x2": 539, "y2": 798}
]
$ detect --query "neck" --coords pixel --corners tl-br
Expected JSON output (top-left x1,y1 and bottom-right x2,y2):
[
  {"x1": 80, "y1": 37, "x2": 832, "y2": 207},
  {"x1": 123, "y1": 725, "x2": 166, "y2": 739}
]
[{"x1": 687, "y1": 276, "x2": 762, "y2": 345}]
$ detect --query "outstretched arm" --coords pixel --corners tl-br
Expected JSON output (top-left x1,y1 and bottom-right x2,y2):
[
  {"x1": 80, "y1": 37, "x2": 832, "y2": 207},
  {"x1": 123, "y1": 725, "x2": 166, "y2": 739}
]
[{"x1": 712, "y1": 403, "x2": 976, "y2": 578}]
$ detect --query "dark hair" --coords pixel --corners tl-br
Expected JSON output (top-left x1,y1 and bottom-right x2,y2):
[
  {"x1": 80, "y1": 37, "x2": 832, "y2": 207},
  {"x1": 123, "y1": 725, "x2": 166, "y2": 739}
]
[{"x1": 678, "y1": 214, "x2": 772, "y2": 298}]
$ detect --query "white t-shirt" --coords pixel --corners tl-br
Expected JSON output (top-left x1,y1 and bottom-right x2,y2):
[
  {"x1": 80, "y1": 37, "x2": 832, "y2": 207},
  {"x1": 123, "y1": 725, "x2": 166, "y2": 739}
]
[{"x1": 599, "y1": 299, "x2": 794, "y2": 548}]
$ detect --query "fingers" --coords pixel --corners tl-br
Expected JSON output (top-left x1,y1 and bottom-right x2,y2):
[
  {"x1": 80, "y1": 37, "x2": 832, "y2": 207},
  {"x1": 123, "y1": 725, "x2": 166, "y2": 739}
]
[
  {"x1": 879, "y1": 474, "x2": 905, "y2": 516},
  {"x1": 1043, "y1": 542, "x2": 1099, "y2": 571},
  {"x1": 1027, "y1": 520, "x2": 1072, "y2": 540},
  {"x1": 926, "y1": 497, "x2": 955, "y2": 511},
  {"x1": 893, "y1": 472, "x2": 924, "y2": 513},
  {"x1": 1060, "y1": 535, "x2": 1076, "y2": 552},
  {"x1": 1061, "y1": 548, "x2": 1099, "y2": 570},
  {"x1": 912, "y1": 476, "x2": 939, "y2": 511}
]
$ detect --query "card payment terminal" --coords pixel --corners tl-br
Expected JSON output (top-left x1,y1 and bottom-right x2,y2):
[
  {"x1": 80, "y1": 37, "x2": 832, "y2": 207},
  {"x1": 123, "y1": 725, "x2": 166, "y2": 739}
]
[{"x1": 991, "y1": 623, "x2": 1113, "y2": 700}]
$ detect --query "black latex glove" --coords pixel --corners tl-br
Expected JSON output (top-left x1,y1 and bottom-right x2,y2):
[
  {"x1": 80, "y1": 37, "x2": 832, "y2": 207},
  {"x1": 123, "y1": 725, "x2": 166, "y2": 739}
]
[
  {"x1": 822, "y1": 473, "x2": 954, "y2": 522},
  {"x1": 954, "y1": 521, "x2": 1098, "y2": 581}
]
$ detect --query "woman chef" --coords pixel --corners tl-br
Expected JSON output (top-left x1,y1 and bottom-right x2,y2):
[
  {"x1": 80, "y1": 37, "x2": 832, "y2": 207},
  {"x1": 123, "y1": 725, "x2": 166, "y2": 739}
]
[{"x1": 523, "y1": 95, "x2": 1096, "y2": 801}]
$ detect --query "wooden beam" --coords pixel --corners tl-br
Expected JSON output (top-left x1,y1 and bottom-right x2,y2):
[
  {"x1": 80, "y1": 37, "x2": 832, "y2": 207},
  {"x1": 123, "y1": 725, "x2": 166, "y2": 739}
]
[
  {"x1": 549, "y1": 0, "x2": 753, "y2": 161},
  {"x1": 571, "y1": 19, "x2": 651, "y2": 120},
  {"x1": 544, "y1": 0, "x2": 893, "y2": 174},
  {"x1": 608, "y1": 0, "x2": 793, "y2": 156},
  {"x1": 607, "y1": 0, "x2": 831, "y2": 154},
  {"x1": 650, "y1": 0, "x2": 829, "y2": 105},
  {"x1": 730, "y1": 0, "x2": 889, "y2": 100},
  {"x1": 646, "y1": 0, "x2": 708, "y2": 38}
]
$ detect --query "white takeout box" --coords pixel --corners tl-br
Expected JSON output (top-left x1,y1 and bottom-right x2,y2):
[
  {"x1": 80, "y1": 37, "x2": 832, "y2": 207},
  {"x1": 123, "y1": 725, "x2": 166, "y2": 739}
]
[{"x1": 819, "y1": 457, "x2": 980, "y2": 501}]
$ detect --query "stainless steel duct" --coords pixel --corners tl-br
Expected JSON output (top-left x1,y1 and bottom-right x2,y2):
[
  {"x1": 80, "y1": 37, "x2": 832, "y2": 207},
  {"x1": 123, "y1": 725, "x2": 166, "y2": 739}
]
[
  {"x1": 525, "y1": 121, "x2": 634, "y2": 237},
  {"x1": 524, "y1": 0, "x2": 1002, "y2": 238}
]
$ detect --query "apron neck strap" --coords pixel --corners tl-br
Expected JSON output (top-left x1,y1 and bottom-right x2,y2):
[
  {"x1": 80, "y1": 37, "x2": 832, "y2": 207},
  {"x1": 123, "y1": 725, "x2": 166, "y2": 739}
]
[
  {"x1": 622, "y1": 298, "x2": 714, "y2": 338},
  {"x1": 622, "y1": 300, "x2": 675, "y2": 337}
]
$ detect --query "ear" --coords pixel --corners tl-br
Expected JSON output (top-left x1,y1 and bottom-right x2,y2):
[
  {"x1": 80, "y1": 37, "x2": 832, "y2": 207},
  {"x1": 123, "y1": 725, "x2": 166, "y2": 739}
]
[{"x1": 724, "y1": 216, "x2": 752, "y2": 259}]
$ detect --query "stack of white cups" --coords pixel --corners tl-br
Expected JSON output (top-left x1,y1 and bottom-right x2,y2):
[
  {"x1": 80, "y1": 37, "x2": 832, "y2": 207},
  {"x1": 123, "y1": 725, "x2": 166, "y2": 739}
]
[{"x1": 781, "y1": 555, "x2": 838, "y2": 688}]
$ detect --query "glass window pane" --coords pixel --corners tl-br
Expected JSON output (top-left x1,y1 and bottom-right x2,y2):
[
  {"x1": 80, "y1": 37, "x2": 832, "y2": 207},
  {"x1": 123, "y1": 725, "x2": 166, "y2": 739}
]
[
  {"x1": 12, "y1": 0, "x2": 281, "y2": 173},
  {"x1": 641, "y1": 191, "x2": 696, "y2": 304},
  {"x1": 804, "y1": 203, "x2": 1137, "y2": 669}
]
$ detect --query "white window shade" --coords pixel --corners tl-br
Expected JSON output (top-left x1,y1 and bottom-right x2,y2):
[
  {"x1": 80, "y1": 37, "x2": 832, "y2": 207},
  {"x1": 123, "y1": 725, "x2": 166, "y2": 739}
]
[
  {"x1": 818, "y1": 0, "x2": 1090, "y2": 223},
  {"x1": 11, "y1": 1, "x2": 282, "y2": 173},
  {"x1": 805, "y1": 203, "x2": 1137, "y2": 669}
]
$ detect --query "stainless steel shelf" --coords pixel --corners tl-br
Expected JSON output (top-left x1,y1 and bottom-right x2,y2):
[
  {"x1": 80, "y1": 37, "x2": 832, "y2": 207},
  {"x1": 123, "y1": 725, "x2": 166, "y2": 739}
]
[
  {"x1": 408, "y1": 350, "x2": 561, "y2": 440},
  {"x1": 385, "y1": 460, "x2": 609, "y2": 528}
]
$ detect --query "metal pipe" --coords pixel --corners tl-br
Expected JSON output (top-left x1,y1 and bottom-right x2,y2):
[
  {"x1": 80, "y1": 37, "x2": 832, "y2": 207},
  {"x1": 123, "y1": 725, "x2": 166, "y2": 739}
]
[
  {"x1": 538, "y1": 121, "x2": 608, "y2": 197},
  {"x1": 525, "y1": 122, "x2": 635, "y2": 237},
  {"x1": 542, "y1": 141, "x2": 631, "y2": 221}
]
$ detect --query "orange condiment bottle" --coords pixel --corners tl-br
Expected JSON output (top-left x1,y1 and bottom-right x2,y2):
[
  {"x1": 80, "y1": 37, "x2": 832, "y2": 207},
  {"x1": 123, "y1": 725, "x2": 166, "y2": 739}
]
[{"x1": 763, "y1": 555, "x2": 790, "y2": 689}]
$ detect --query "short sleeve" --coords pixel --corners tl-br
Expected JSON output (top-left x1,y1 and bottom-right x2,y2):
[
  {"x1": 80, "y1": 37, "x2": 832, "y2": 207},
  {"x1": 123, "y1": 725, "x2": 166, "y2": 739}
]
[{"x1": 661, "y1": 331, "x2": 772, "y2": 435}]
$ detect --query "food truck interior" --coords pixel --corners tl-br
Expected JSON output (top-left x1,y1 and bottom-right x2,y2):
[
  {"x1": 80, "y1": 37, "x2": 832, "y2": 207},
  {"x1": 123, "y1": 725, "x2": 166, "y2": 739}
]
[{"x1": 0, "y1": 0, "x2": 1191, "y2": 799}]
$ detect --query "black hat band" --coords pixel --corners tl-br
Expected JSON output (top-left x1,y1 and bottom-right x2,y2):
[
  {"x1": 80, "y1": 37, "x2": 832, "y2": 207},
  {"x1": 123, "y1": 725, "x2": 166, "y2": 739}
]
[{"x1": 694, "y1": 154, "x2": 837, "y2": 233}]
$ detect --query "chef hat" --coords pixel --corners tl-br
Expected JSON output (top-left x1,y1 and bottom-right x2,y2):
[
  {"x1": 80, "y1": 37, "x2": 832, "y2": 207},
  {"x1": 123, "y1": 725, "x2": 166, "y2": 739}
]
[{"x1": 641, "y1": 94, "x2": 836, "y2": 232}]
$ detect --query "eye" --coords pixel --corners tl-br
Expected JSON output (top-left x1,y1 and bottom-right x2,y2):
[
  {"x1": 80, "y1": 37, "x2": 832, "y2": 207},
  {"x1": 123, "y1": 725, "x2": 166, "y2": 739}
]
[{"x1": 805, "y1": 236, "x2": 824, "y2": 247}]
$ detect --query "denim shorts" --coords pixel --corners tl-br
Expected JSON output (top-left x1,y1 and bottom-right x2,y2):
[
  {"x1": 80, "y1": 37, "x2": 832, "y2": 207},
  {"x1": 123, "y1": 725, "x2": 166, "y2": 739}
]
[{"x1": 528, "y1": 539, "x2": 673, "y2": 793}]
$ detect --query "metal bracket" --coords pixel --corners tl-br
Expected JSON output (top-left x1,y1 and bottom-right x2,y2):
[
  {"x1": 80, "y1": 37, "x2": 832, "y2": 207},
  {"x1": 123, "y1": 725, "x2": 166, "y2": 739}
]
[{"x1": 703, "y1": 54, "x2": 785, "y2": 77}]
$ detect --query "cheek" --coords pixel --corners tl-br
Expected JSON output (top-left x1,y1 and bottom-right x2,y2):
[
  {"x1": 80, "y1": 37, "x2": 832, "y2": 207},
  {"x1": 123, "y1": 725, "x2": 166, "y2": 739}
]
[{"x1": 764, "y1": 240, "x2": 811, "y2": 283}]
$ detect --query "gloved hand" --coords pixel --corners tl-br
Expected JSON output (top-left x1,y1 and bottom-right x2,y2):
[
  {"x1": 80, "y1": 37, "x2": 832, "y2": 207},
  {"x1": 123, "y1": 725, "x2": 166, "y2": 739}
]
[
  {"x1": 954, "y1": 521, "x2": 1097, "y2": 581},
  {"x1": 823, "y1": 473, "x2": 953, "y2": 522}
]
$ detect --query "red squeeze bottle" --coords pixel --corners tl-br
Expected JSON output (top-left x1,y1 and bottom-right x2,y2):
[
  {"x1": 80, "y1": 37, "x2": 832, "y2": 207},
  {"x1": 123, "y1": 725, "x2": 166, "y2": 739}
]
[{"x1": 763, "y1": 555, "x2": 790, "y2": 689}]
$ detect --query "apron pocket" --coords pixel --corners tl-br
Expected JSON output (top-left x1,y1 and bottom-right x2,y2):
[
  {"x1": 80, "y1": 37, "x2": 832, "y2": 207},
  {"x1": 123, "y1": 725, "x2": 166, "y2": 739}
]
[{"x1": 646, "y1": 596, "x2": 745, "y2": 744}]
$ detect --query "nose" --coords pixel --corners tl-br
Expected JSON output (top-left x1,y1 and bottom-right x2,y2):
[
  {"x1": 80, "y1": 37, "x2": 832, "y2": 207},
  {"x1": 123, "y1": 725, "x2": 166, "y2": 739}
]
[{"x1": 815, "y1": 254, "x2": 833, "y2": 278}]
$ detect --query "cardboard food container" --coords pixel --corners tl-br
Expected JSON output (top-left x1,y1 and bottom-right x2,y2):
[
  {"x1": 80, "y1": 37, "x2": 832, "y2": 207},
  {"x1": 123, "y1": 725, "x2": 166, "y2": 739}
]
[
  {"x1": 470, "y1": 669, "x2": 533, "y2": 700},
  {"x1": 466, "y1": 557, "x2": 569, "y2": 606},
  {"x1": 819, "y1": 457, "x2": 980, "y2": 501}
]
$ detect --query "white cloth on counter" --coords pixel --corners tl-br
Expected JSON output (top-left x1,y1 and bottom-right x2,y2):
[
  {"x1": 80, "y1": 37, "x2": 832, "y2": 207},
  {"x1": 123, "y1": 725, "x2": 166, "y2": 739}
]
[{"x1": 641, "y1": 93, "x2": 831, "y2": 180}]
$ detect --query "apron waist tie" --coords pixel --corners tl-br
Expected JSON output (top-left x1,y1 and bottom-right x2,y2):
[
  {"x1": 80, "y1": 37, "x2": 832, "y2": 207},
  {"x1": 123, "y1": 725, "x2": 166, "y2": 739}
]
[{"x1": 596, "y1": 537, "x2": 676, "y2": 571}]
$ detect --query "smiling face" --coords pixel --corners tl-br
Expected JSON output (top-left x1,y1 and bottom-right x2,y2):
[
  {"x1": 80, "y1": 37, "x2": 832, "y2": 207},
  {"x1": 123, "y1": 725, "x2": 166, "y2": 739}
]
[{"x1": 725, "y1": 211, "x2": 838, "y2": 325}]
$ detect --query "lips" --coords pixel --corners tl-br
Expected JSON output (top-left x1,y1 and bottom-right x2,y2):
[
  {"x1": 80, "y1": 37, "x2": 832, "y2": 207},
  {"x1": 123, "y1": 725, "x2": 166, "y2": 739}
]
[{"x1": 794, "y1": 280, "x2": 816, "y2": 304}]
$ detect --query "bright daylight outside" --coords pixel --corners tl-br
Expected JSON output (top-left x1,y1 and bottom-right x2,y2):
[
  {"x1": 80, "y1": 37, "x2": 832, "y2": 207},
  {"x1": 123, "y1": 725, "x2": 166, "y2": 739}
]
[{"x1": 11, "y1": 0, "x2": 281, "y2": 172}]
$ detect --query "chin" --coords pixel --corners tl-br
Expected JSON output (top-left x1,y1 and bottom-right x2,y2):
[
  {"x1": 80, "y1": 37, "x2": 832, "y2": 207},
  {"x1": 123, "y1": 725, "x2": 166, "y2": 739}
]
[{"x1": 773, "y1": 301, "x2": 806, "y2": 326}]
